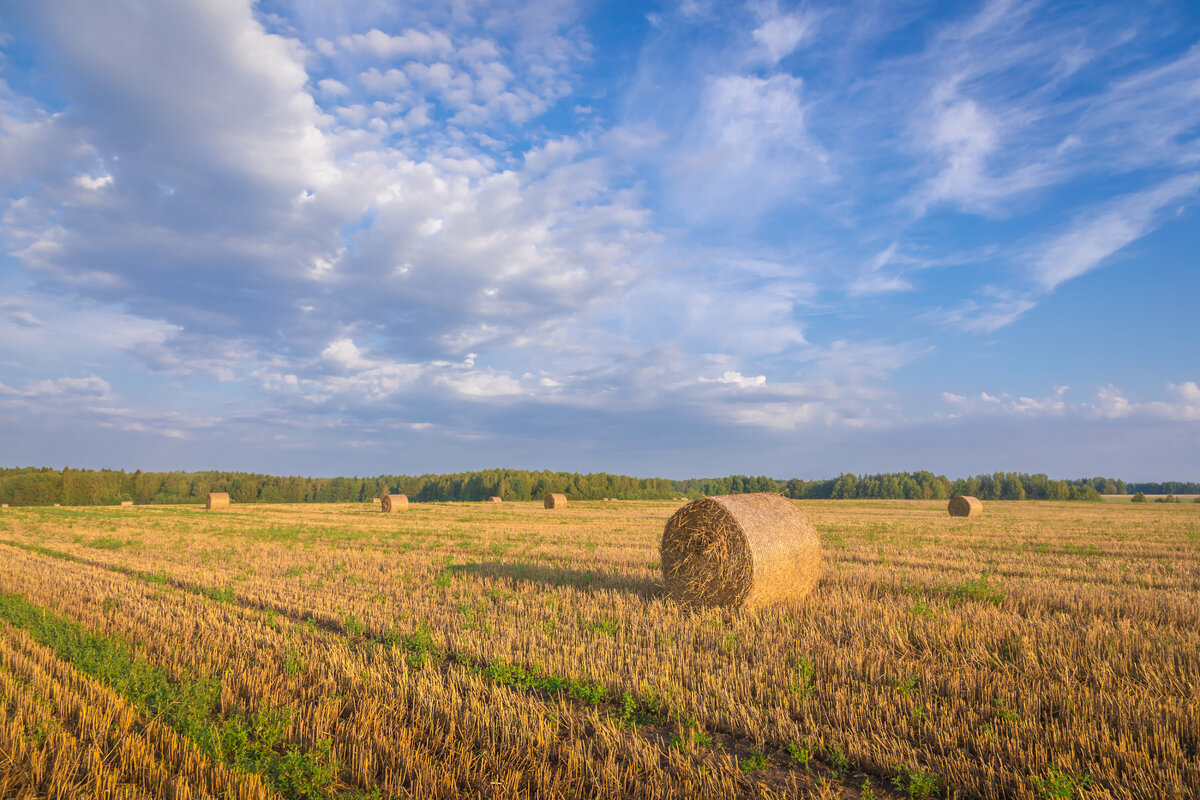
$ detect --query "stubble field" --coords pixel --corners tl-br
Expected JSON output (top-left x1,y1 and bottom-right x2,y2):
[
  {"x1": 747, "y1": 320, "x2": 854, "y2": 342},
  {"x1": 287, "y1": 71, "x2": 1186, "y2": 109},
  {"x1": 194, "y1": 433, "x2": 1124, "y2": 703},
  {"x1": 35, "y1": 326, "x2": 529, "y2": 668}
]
[{"x1": 0, "y1": 498, "x2": 1196, "y2": 799}]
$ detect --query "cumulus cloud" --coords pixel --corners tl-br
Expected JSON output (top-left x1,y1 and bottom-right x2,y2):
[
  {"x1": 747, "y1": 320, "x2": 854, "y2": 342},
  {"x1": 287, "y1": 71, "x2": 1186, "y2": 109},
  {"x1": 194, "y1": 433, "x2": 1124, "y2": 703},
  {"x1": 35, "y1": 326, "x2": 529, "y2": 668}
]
[
  {"x1": 1086, "y1": 382, "x2": 1200, "y2": 423},
  {"x1": 74, "y1": 173, "x2": 113, "y2": 190},
  {"x1": 941, "y1": 385, "x2": 1068, "y2": 417},
  {"x1": 0, "y1": 0, "x2": 653, "y2": 376},
  {"x1": 1148, "y1": 382, "x2": 1200, "y2": 422},
  {"x1": 942, "y1": 383, "x2": 1200, "y2": 425},
  {"x1": 337, "y1": 29, "x2": 453, "y2": 60}
]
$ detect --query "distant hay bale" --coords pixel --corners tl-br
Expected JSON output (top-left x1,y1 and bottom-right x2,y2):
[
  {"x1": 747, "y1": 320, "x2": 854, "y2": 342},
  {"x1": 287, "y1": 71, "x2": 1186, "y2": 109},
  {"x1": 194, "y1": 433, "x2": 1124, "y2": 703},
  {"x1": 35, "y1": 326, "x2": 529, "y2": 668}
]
[
  {"x1": 381, "y1": 494, "x2": 409, "y2": 512},
  {"x1": 661, "y1": 493, "x2": 821, "y2": 609},
  {"x1": 206, "y1": 492, "x2": 230, "y2": 510},
  {"x1": 371, "y1": 497, "x2": 381, "y2": 504},
  {"x1": 544, "y1": 493, "x2": 567, "y2": 509},
  {"x1": 948, "y1": 496, "x2": 983, "y2": 517},
  {"x1": 53, "y1": 503, "x2": 61, "y2": 507},
  {"x1": 120, "y1": 500, "x2": 133, "y2": 507},
  {"x1": 488, "y1": 496, "x2": 502, "y2": 503},
  {"x1": 603, "y1": 497, "x2": 612, "y2": 501},
  {"x1": 1, "y1": 503, "x2": 8, "y2": 508}
]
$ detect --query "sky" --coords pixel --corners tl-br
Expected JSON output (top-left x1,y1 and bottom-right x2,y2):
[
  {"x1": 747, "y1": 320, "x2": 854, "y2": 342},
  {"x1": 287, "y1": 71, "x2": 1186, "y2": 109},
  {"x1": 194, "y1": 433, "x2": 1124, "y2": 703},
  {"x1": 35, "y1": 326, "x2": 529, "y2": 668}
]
[{"x1": 0, "y1": 0, "x2": 1197, "y2": 481}]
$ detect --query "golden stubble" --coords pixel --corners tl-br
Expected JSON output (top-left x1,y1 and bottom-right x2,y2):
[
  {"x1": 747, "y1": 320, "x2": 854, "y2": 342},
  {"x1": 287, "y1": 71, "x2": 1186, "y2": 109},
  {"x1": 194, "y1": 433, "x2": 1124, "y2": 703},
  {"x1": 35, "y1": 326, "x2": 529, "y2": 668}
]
[{"x1": 0, "y1": 498, "x2": 1197, "y2": 799}]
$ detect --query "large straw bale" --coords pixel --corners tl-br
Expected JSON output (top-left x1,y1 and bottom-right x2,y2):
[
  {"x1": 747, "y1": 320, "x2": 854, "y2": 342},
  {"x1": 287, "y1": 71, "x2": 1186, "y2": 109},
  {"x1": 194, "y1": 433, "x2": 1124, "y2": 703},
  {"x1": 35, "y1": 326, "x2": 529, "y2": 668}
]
[
  {"x1": 948, "y1": 495, "x2": 983, "y2": 517},
  {"x1": 120, "y1": 500, "x2": 133, "y2": 507},
  {"x1": 381, "y1": 494, "x2": 409, "y2": 512},
  {"x1": 661, "y1": 493, "x2": 821, "y2": 609},
  {"x1": 544, "y1": 493, "x2": 567, "y2": 509},
  {"x1": 206, "y1": 492, "x2": 230, "y2": 510},
  {"x1": 488, "y1": 496, "x2": 502, "y2": 503}
]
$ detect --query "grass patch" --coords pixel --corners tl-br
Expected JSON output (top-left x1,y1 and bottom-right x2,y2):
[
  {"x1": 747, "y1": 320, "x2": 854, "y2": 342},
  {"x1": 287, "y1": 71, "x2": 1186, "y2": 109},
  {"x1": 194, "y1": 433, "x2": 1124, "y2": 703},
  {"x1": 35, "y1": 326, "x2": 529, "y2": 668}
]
[{"x1": 0, "y1": 592, "x2": 341, "y2": 799}]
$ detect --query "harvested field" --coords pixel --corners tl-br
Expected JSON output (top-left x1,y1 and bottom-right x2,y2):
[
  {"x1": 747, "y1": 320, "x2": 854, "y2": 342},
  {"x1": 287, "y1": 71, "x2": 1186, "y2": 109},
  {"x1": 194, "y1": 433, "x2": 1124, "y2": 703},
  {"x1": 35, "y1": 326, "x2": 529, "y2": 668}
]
[{"x1": 0, "y1": 499, "x2": 1196, "y2": 799}]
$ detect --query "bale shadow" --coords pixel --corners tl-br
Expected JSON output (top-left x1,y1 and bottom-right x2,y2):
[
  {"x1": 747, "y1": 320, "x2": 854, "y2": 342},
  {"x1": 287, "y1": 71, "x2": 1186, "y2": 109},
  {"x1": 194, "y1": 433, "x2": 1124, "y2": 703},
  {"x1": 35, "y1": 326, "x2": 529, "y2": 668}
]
[{"x1": 454, "y1": 561, "x2": 662, "y2": 601}]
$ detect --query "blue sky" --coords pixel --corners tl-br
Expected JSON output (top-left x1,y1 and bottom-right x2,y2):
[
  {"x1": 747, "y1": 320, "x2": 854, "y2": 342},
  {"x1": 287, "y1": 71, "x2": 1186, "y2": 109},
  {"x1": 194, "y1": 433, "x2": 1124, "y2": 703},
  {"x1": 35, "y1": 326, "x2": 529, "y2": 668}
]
[{"x1": 0, "y1": 0, "x2": 1197, "y2": 481}]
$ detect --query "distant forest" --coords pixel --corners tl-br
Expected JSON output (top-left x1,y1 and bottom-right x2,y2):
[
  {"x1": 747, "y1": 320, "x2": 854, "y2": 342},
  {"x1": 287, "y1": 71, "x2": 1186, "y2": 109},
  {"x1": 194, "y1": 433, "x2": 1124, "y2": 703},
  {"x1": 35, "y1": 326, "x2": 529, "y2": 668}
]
[{"x1": 1, "y1": 466, "x2": 1195, "y2": 507}]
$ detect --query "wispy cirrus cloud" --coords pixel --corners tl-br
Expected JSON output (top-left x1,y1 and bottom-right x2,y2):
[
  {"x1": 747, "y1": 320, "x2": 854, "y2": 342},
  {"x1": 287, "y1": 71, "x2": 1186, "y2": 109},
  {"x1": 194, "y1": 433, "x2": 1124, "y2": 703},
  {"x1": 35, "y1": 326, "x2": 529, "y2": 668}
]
[{"x1": 1032, "y1": 173, "x2": 1200, "y2": 290}]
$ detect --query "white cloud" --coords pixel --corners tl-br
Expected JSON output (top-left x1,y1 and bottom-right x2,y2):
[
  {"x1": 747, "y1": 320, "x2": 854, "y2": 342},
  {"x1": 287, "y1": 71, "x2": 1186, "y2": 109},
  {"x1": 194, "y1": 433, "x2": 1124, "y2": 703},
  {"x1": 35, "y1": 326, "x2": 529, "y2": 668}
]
[
  {"x1": 435, "y1": 370, "x2": 524, "y2": 398},
  {"x1": 943, "y1": 383, "x2": 1200, "y2": 425},
  {"x1": 1148, "y1": 382, "x2": 1200, "y2": 422},
  {"x1": 74, "y1": 173, "x2": 113, "y2": 190},
  {"x1": 699, "y1": 370, "x2": 766, "y2": 388},
  {"x1": 337, "y1": 29, "x2": 453, "y2": 60},
  {"x1": 1033, "y1": 174, "x2": 1200, "y2": 290},
  {"x1": 24, "y1": 375, "x2": 111, "y2": 398},
  {"x1": 2, "y1": 0, "x2": 1197, "y2": 474},
  {"x1": 321, "y1": 338, "x2": 369, "y2": 370},
  {"x1": 357, "y1": 68, "x2": 410, "y2": 94},
  {"x1": 849, "y1": 243, "x2": 914, "y2": 295},
  {"x1": 927, "y1": 293, "x2": 1037, "y2": 333},
  {"x1": 89, "y1": 407, "x2": 193, "y2": 440},
  {"x1": 941, "y1": 385, "x2": 1068, "y2": 417},
  {"x1": 1087, "y1": 384, "x2": 1133, "y2": 419},
  {"x1": 315, "y1": 78, "x2": 350, "y2": 97},
  {"x1": 902, "y1": 1, "x2": 1200, "y2": 218},
  {"x1": 665, "y1": 72, "x2": 829, "y2": 221},
  {"x1": 912, "y1": 80, "x2": 1055, "y2": 214},
  {"x1": 728, "y1": 400, "x2": 830, "y2": 430},
  {"x1": 752, "y1": 8, "x2": 816, "y2": 63}
]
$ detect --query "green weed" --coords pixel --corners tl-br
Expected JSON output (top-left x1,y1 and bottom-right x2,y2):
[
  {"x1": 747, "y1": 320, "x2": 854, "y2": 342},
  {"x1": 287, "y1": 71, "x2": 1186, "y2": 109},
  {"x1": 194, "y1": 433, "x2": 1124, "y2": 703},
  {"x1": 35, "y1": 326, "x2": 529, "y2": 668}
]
[{"x1": 1031, "y1": 766, "x2": 1093, "y2": 799}]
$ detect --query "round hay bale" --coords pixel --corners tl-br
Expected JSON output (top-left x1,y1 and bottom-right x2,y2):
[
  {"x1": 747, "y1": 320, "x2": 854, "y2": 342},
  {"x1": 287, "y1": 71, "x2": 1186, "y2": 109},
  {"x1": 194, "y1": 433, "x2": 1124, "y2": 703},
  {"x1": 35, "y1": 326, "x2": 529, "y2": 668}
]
[
  {"x1": 1, "y1": 503, "x2": 8, "y2": 508},
  {"x1": 661, "y1": 493, "x2": 821, "y2": 609},
  {"x1": 488, "y1": 496, "x2": 502, "y2": 503},
  {"x1": 544, "y1": 493, "x2": 567, "y2": 509},
  {"x1": 948, "y1": 496, "x2": 983, "y2": 517},
  {"x1": 53, "y1": 503, "x2": 61, "y2": 507},
  {"x1": 381, "y1": 494, "x2": 409, "y2": 512},
  {"x1": 370, "y1": 497, "x2": 381, "y2": 504},
  {"x1": 120, "y1": 500, "x2": 133, "y2": 507},
  {"x1": 205, "y1": 492, "x2": 230, "y2": 510}
]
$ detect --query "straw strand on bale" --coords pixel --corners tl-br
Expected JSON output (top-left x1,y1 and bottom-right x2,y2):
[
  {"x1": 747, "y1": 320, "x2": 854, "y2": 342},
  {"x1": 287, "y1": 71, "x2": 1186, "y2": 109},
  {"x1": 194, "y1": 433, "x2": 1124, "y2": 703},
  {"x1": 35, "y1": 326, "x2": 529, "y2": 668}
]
[
  {"x1": 544, "y1": 493, "x2": 567, "y2": 509},
  {"x1": 205, "y1": 492, "x2": 230, "y2": 510},
  {"x1": 660, "y1": 493, "x2": 821, "y2": 609},
  {"x1": 948, "y1": 495, "x2": 983, "y2": 517}
]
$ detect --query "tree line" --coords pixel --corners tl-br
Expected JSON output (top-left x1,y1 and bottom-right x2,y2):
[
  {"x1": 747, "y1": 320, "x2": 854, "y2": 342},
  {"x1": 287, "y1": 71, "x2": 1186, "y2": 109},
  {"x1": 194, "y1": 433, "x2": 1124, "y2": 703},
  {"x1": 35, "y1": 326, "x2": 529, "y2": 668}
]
[{"x1": 0, "y1": 466, "x2": 1190, "y2": 507}]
